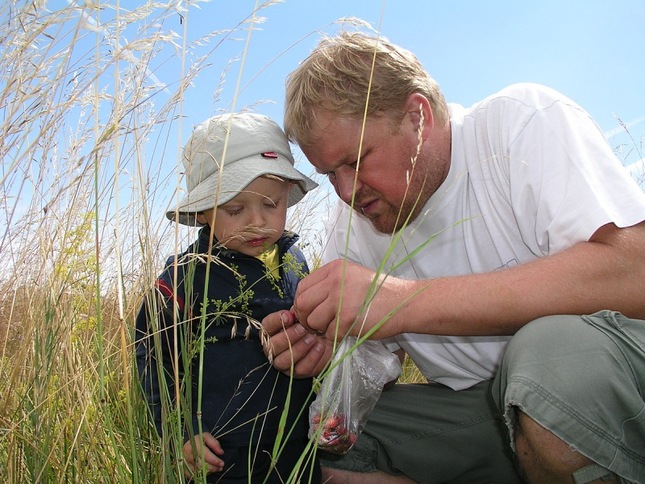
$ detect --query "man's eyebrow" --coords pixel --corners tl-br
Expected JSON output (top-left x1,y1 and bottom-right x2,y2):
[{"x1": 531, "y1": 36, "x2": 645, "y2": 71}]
[{"x1": 314, "y1": 153, "x2": 356, "y2": 174}]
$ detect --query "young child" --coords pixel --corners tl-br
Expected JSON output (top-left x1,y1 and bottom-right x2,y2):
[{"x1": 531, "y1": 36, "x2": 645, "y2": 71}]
[{"x1": 135, "y1": 113, "x2": 320, "y2": 483}]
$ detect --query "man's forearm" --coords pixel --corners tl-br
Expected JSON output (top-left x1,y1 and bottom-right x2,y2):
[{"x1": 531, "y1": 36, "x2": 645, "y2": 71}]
[{"x1": 391, "y1": 222, "x2": 645, "y2": 337}]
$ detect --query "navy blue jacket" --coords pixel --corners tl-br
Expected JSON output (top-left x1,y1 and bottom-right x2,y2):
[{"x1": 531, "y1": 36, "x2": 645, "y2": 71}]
[{"x1": 135, "y1": 227, "x2": 314, "y2": 450}]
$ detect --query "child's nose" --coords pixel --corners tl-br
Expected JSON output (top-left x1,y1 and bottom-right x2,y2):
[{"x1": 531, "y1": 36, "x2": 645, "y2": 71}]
[{"x1": 249, "y1": 207, "x2": 266, "y2": 226}]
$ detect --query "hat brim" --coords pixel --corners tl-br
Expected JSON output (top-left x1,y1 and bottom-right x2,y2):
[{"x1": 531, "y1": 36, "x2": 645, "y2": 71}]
[{"x1": 166, "y1": 154, "x2": 318, "y2": 226}]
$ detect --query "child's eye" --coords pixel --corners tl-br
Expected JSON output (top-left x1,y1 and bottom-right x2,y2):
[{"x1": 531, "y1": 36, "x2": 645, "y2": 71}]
[{"x1": 225, "y1": 208, "x2": 243, "y2": 216}]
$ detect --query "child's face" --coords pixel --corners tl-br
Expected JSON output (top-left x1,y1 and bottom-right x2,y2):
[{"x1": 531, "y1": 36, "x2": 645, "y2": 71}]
[{"x1": 200, "y1": 176, "x2": 291, "y2": 257}]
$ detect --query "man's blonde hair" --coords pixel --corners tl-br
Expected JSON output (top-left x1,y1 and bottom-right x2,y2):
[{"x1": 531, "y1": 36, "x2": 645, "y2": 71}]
[{"x1": 284, "y1": 31, "x2": 449, "y2": 147}]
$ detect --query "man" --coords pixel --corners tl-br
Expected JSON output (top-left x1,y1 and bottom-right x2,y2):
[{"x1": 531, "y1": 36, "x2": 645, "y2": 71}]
[{"x1": 263, "y1": 31, "x2": 645, "y2": 483}]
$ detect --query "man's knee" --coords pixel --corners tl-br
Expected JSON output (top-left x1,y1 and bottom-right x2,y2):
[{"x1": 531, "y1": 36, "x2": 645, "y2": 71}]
[{"x1": 514, "y1": 410, "x2": 619, "y2": 484}]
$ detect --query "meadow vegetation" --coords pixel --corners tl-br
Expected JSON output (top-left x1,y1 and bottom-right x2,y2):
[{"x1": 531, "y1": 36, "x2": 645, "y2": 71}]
[
  {"x1": 1, "y1": 1, "x2": 641, "y2": 483},
  {"x1": 0, "y1": 2, "x2": 336, "y2": 481}
]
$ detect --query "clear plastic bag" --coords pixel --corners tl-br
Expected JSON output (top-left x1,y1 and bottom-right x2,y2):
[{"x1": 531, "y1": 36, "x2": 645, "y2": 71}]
[{"x1": 308, "y1": 337, "x2": 402, "y2": 454}]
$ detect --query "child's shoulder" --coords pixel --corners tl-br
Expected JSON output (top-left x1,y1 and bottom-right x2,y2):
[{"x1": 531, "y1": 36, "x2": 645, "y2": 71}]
[{"x1": 278, "y1": 230, "x2": 300, "y2": 253}]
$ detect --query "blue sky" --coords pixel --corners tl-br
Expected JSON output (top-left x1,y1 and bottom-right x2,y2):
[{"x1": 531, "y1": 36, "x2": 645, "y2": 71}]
[
  {"x1": 3, "y1": 1, "x2": 643, "y2": 274},
  {"x1": 130, "y1": 0, "x2": 645, "y2": 201},
  {"x1": 9, "y1": 1, "x2": 645, "y2": 240},
  {"x1": 176, "y1": 0, "x2": 644, "y2": 159},
  {"x1": 46, "y1": 0, "x2": 645, "y2": 192}
]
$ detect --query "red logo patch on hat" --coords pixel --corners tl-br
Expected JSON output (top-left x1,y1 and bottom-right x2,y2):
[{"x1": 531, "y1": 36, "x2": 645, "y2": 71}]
[{"x1": 261, "y1": 152, "x2": 278, "y2": 159}]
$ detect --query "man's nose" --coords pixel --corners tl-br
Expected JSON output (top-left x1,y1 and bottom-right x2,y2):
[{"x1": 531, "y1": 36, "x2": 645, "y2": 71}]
[{"x1": 334, "y1": 167, "x2": 362, "y2": 204}]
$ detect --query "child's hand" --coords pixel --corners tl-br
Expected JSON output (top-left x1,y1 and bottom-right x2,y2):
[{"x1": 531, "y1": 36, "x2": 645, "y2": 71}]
[
  {"x1": 183, "y1": 432, "x2": 225, "y2": 478},
  {"x1": 262, "y1": 309, "x2": 332, "y2": 378}
]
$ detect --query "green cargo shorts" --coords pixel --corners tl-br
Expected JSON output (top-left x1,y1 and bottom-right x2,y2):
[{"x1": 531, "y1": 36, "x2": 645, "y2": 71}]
[
  {"x1": 320, "y1": 380, "x2": 521, "y2": 483},
  {"x1": 321, "y1": 311, "x2": 645, "y2": 483},
  {"x1": 495, "y1": 310, "x2": 645, "y2": 483}
]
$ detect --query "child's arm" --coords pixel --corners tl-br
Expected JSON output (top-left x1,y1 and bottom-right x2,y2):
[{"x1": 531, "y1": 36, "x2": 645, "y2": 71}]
[
  {"x1": 135, "y1": 273, "x2": 183, "y2": 433},
  {"x1": 135, "y1": 290, "x2": 169, "y2": 433},
  {"x1": 182, "y1": 432, "x2": 225, "y2": 478}
]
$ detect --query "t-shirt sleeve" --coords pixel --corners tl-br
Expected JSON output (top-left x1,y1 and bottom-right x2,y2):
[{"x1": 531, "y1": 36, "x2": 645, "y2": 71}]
[{"x1": 504, "y1": 86, "x2": 645, "y2": 254}]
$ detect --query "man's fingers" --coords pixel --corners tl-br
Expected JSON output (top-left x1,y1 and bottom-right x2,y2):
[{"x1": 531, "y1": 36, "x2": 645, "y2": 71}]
[
  {"x1": 271, "y1": 325, "x2": 314, "y2": 371},
  {"x1": 262, "y1": 309, "x2": 296, "y2": 336},
  {"x1": 293, "y1": 263, "x2": 339, "y2": 332},
  {"x1": 296, "y1": 338, "x2": 333, "y2": 377},
  {"x1": 272, "y1": 330, "x2": 333, "y2": 378}
]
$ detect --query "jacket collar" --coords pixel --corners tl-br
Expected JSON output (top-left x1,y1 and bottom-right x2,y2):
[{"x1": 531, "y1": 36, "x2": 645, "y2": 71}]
[{"x1": 194, "y1": 226, "x2": 299, "y2": 259}]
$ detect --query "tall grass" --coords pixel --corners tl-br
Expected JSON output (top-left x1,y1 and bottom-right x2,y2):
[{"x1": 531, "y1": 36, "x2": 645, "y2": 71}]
[
  {"x1": 2, "y1": 2, "x2": 641, "y2": 483},
  {"x1": 612, "y1": 116, "x2": 645, "y2": 189},
  {"x1": 0, "y1": 1, "x2": 330, "y2": 482},
  {"x1": 2, "y1": 1, "x2": 174, "y2": 481}
]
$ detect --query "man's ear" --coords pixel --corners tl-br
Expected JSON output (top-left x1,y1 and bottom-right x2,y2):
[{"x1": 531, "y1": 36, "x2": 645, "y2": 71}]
[{"x1": 403, "y1": 93, "x2": 434, "y2": 140}]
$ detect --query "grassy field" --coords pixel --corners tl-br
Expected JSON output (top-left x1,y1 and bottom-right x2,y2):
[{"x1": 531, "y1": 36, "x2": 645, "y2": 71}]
[
  {"x1": 0, "y1": 3, "x2": 418, "y2": 482},
  {"x1": 1, "y1": 2, "x2": 641, "y2": 483}
]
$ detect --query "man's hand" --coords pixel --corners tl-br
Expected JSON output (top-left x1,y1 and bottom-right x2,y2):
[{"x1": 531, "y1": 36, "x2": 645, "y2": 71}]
[
  {"x1": 293, "y1": 259, "x2": 411, "y2": 340},
  {"x1": 262, "y1": 309, "x2": 333, "y2": 378},
  {"x1": 261, "y1": 260, "x2": 416, "y2": 378},
  {"x1": 183, "y1": 433, "x2": 224, "y2": 478}
]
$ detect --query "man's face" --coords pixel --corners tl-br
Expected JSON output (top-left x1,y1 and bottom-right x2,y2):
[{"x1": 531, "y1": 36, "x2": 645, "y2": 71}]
[{"x1": 300, "y1": 110, "x2": 436, "y2": 233}]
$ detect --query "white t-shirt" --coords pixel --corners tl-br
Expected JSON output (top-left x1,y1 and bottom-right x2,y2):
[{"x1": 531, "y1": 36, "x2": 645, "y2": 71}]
[{"x1": 322, "y1": 83, "x2": 645, "y2": 390}]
